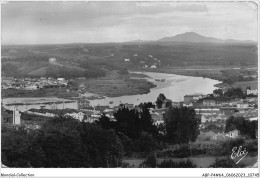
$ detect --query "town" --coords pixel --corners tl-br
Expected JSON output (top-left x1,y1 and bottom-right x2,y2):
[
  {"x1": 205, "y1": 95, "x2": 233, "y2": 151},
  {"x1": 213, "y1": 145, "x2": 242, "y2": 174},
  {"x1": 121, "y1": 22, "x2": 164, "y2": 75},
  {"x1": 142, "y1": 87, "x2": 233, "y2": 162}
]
[
  {"x1": 1, "y1": 1, "x2": 258, "y2": 171},
  {"x1": 2, "y1": 79, "x2": 258, "y2": 140}
]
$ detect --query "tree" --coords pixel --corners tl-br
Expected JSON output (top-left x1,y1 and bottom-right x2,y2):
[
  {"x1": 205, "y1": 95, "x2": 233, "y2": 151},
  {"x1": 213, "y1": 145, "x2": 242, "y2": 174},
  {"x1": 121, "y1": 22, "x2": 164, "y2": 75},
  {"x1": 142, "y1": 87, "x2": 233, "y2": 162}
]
[
  {"x1": 1, "y1": 125, "x2": 47, "y2": 168},
  {"x1": 2, "y1": 116, "x2": 124, "y2": 168},
  {"x1": 165, "y1": 100, "x2": 173, "y2": 108},
  {"x1": 113, "y1": 107, "x2": 159, "y2": 139},
  {"x1": 156, "y1": 93, "x2": 166, "y2": 108},
  {"x1": 138, "y1": 102, "x2": 155, "y2": 110},
  {"x1": 139, "y1": 107, "x2": 159, "y2": 138},
  {"x1": 158, "y1": 159, "x2": 196, "y2": 168},
  {"x1": 213, "y1": 89, "x2": 223, "y2": 96},
  {"x1": 114, "y1": 107, "x2": 142, "y2": 139},
  {"x1": 95, "y1": 114, "x2": 114, "y2": 130},
  {"x1": 225, "y1": 116, "x2": 257, "y2": 139},
  {"x1": 80, "y1": 122, "x2": 124, "y2": 167},
  {"x1": 164, "y1": 107, "x2": 201, "y2": 144},
  {"x1": 224, "y1": 87, "x2": 245, "y2": 98},
  {"x1": 135, "y1": 132, "x2": 160, "y2": 154},
  {"x1": 140, "y1": 153, "x2": 157, "y2": 168}
]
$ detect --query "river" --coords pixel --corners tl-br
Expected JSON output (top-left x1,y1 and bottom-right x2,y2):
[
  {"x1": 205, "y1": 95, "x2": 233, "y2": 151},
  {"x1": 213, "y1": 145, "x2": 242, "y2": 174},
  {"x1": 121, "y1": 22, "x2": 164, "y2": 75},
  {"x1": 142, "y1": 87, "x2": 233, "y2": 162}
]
[
  {"x1": 89, "y1": 71, "x2": 220, "y2": 107},
  {"x1": 2, "y1": 71, "x2": 220, "y2": 110}
]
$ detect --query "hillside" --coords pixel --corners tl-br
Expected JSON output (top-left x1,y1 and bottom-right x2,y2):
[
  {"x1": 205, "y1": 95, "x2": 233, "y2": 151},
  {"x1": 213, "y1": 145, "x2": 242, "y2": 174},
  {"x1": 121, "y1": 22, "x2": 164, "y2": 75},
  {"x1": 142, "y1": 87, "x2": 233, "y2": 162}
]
[
  {"x1": 1, "y1": 33, "x2": 257, "y2": 79},
  {"x1": 158, "y1": 32, "x2": 256, "y2": 44}
]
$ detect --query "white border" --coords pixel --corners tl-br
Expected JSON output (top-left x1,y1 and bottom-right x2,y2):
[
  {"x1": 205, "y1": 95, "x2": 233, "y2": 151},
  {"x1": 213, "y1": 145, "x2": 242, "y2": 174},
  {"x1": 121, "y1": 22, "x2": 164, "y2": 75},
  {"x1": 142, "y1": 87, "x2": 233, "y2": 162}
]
[{"x1": 0, "y1": 0, "x2": 259, "y2": 177}]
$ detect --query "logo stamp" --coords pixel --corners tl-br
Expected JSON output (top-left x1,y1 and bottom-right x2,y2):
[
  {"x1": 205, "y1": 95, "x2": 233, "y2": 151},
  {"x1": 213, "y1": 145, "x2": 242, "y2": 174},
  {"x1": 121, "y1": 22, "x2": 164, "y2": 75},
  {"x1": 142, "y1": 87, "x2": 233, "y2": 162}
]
[{"x1": 231, "y1": 146, "x2": 248, "y2": 164}]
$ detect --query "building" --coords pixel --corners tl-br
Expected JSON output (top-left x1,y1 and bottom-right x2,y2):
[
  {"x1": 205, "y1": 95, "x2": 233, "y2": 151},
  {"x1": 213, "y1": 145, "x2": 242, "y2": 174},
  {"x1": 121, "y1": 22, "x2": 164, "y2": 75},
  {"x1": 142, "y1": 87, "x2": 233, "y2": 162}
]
[
  {"x1": 24, "y1": 84, "x2": 38, "y2": 90},
  {"x1": 201, "y1": 114, "x2": 228, "y2": 123},
  {"x1": 26, "y1": 108, "x2": 57, "y2": 118},
  {"x1": 78, "y1": 99, "x2": 90, "y2": 109},
  {"x1": 226, "y1": 129, "x2": 239, "y2": 139},
  {"x1": 80, "y1": 106, "x2": 95, "y2": 112},
  {"x1": 195, "y1": 108, "x2": 220, "y2": 115},
  {"x1": 236, "y1": 101, "x2": 249, "y2": 108},
  {"x1": 13, "y1": 107, "x2": 21, "y2": 125},
  {"x1": 247, "y1": 89, "x2": 258, "y2": 96},
  {"x1": 49, "y1": 58, "x2": 56, "y2": 64},
  {"x1": 95, "y1": 105, "x2": 110, "y2": 112},
  {"x1": 246, "y1": 96, "x2": 258, "y2": 102},
  {"x1": 150, "y1": 65, "x2": 157, "y2": 69},
  {"x1": 184, "y1": 94, "x2": 203, "y2": 104},
  {"x1": 57, "y1": 78, "x2": 65, "y2": 81},
  {"x1": 124, "y1": 58, "x2": 130, "y2": 62},
  {"x1": 203, "y1": 97, "x2": 231, "y2": 107},
  {"x1": 65, "y1": 112, "x2": 85, "y2": 122},
  {"x1": 183, "y1": 102, "x2": 193, "y2": 107},
  {"x1": 203, "y1": 100, "x2": 216, "y2": 106}
]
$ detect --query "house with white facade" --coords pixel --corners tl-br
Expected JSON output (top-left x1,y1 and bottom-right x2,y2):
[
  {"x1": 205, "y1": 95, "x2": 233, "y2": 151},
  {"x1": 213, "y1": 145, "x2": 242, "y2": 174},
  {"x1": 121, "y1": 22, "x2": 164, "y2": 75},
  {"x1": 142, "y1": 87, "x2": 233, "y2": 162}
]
[
  {"x1": 237, "y1": 101, "x2": 249, "y2": 108},
  {"x1": 49, "y1": 58, "x2": 56, "y2": 64},
  {"x1": 247, "y1": 89, "x2": 258, "y2": 96},
  {"x1": 64, "y1": 112, "x2": 85, "y2": 122}
]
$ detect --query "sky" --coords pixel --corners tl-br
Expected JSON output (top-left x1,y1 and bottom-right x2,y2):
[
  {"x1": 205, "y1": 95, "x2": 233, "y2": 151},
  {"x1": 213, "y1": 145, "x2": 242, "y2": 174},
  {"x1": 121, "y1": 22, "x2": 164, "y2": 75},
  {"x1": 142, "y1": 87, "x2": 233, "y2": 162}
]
[{"x1": 1, "y1": 1, "x2": 258, "y2": 44}]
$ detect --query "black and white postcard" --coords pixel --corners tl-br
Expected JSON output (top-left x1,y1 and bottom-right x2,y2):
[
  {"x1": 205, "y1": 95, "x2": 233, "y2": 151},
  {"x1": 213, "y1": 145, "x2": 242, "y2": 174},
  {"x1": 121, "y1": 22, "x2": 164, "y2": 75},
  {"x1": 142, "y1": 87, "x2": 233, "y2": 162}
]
[{"x1": 1, "y1": 1, "x2": 259, "y2": 177}]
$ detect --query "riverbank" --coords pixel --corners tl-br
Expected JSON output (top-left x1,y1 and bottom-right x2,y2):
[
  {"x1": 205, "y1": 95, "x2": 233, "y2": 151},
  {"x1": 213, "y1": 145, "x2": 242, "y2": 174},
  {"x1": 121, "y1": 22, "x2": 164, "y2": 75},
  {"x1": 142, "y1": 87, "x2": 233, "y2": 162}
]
[
  {"x1": 2, "y1": 67, "x2": 257, "y2": 100},
  {"x1": 1, "y1": 87, "x2": 79, "y2": 98},
  {"x1": 1, "y1": 71, "x2": 155, "y2": 99},
  {"x1": 136, "y1": 66, "x2": 257, "y2": 90}
]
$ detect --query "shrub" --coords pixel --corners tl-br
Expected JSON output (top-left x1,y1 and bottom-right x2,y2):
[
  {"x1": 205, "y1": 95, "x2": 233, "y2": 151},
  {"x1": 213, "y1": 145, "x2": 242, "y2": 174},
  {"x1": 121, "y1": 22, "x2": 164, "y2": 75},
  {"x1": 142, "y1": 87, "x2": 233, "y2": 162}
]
[
  {"x1": 209, "y1": 157, "x2": 245, "y2": 168},
  {"x1": 158, "y1": 159, "x2": 196, "y2": 168},
  {"x1": 139, "y1": 153, "x2": 157, "y2": 168}
]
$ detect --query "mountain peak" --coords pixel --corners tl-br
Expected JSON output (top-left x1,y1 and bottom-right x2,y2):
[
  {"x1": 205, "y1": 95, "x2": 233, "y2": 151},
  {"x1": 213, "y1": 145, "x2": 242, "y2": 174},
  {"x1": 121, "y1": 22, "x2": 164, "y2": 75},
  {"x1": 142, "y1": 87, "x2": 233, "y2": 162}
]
[
  {"x1": 177, "y1": 32, "x2": 201, "y2": 36},
  {"x1": 158, "y1": 32, "x2": 221, "y2": 43},
  {"x1": 158, "y1": 32, "x2": 256, "y2": 44}
]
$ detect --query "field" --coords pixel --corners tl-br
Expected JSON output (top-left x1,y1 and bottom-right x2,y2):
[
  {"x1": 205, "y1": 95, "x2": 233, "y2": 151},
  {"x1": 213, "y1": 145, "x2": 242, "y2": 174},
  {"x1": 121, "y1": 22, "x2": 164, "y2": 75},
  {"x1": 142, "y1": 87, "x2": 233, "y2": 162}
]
[{"x1": 73, "y1": 71, "x2": 156, "y2": 97}]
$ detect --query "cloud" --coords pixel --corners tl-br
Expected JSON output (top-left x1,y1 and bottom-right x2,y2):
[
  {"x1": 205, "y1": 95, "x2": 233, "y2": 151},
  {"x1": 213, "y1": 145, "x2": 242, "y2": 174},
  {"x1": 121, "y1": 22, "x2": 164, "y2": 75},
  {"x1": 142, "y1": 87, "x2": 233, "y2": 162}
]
[{"x1": 1, "y1": 1, "x2": 257, "y2": 44}]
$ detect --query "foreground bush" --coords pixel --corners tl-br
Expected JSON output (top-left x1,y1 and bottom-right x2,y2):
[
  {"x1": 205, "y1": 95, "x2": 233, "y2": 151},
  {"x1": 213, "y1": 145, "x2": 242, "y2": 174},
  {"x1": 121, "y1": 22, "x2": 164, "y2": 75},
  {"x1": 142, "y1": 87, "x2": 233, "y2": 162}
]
[
  {"x1": 2, "y1": 117, "x2": 124, "y2": 168},
  {"x1": 139, "y1": 154, "x2": 197, "y2": 168},
  {"x1": 158, "y1": 159, "x2": 196, "y2": 168},
  {"x1": 209, "y1": 157, "x2": 245, "y2": 168}
]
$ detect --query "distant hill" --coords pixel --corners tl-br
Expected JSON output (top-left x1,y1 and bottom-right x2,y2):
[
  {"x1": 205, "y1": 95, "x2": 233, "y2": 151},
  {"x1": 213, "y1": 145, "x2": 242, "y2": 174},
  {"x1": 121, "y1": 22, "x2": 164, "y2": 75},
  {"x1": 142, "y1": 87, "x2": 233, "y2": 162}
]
[
  {"x1": 1, "y1": 35, "x2": 257, "y2": 79},
  {"x1": 158, "y1": 32, "x2": 256, "y2": 44}
]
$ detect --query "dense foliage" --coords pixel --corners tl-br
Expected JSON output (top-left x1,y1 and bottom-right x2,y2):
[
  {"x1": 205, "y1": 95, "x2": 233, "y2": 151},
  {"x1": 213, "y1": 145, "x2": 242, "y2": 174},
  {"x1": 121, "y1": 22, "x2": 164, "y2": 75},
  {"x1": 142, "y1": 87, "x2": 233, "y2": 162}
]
[
  {"x1": 225, "y1": 116, "x2": 257, "y2": 139},
  {"x1": 2, "y1": 117, "x2": 123, "y2": 168},
  {"x1": 96, "y1": 105, "x2": 161, "y2": 156},
  {"x1": 163, "y1": 107, "x2": 201, "y2": 144},
  {"x1": 140, "y1": 154, "x2": 197, "y2": 168},
  {"x1": 158, "y1": 159, "x2": 196, "y2": 168},
  {"x1": 155, "y1": 93, "x2": 166, "y2": 108},
  {"x1": 224, "y1": 87, "x2": 245, "y2": 98}
]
